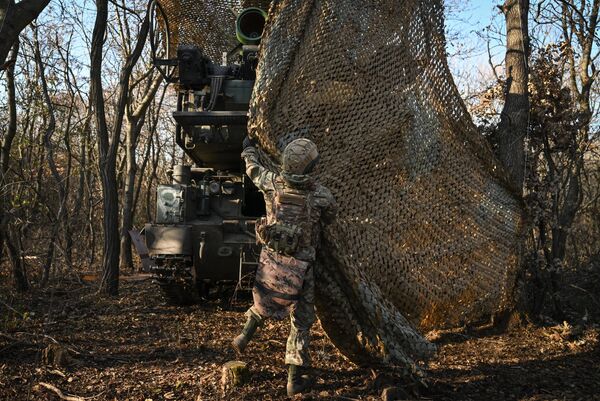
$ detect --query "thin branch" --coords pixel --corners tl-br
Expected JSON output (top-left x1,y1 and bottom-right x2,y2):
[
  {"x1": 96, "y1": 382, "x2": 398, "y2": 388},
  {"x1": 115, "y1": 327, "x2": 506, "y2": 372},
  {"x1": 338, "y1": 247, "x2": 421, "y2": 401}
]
[
  {"x1": 107, "y1": 0, "x2": 142, "y2": 21},
  {"x1": 36, "y1": 382, "x2": 85, "y2": 401}
]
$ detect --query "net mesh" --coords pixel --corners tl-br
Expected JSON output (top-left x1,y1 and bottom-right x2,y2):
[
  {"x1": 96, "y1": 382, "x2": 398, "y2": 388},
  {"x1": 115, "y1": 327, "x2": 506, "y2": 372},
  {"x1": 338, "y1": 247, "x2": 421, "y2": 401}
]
[
  {"x1": 156, "y1": 0, "x2": 525, "y2": 371},
  {"x1": 156, "y1": 0, "x2": 271, "y2": 61}
]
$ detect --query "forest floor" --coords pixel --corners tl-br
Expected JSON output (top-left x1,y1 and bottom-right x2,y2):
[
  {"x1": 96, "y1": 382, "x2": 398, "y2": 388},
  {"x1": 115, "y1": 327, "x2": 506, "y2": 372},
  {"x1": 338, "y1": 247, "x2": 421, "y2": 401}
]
[{"x1": 0, "y1": 276, "x2": 599, "y2": 401}]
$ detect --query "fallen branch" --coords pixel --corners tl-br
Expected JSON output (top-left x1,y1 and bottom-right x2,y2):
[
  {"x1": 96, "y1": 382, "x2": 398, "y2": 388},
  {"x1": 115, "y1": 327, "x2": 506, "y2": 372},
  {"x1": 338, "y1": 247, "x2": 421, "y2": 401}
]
[
  {"x1": 11, "y1": 331, "x2": 60, "y2": 344},
  {"x1": 266, "y1": 339, "x2": 285, "y2": 347},
  {"x1": 36, "y1": 382, "x2": 85, "y2": 401},
  {"x1": 0, "y1": 299, "x2": 22, "y2": 315},
  {"x1": 47, "y1": 369, "x2": 67, "y2": 378}
]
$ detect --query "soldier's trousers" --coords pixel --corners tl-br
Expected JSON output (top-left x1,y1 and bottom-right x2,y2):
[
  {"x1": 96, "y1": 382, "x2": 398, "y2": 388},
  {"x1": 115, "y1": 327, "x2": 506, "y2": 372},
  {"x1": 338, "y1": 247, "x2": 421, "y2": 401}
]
[{"x1": 247, "y1": 265, "x2": 316, "y2": 367}]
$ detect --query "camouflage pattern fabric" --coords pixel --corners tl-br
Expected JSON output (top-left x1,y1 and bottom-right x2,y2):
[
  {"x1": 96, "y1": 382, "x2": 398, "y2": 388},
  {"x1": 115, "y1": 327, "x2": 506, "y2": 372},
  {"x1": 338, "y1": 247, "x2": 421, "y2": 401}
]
[
  {"x1": 241, "y1": 144, "x2": 333, "y2": 365},
  {"x1": 243, "y1": 145, "x2": 335, "y2": 320},
  {"x1": 252, "y1": 248, "x2": 309, "y2": 320},
  {"x1": 282, "y1": 138, "x2": 320, "y2": 176},
  {"x1": 246, "y1": 264, "x2": 315, "y2": 366},
  {"x1": 242, "y1": 146, "x2": 337, "y2": 262},
  {"x1": 285, "y1": 264, "x2": 316, "y2": 367}
]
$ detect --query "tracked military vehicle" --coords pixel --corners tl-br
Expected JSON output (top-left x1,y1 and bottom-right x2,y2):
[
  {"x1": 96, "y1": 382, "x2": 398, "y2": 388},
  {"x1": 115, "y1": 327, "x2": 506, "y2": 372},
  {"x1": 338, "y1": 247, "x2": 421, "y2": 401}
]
[{"x1": 137, "y1": 5, "x2": 268, "y2": 304}]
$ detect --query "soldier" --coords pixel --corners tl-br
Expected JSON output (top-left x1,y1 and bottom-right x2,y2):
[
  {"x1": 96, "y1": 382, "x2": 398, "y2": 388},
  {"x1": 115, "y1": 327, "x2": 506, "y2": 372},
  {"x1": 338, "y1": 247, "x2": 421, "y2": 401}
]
[{"x1": 232, "y1": 137, "x2": 337, "y2": 396}]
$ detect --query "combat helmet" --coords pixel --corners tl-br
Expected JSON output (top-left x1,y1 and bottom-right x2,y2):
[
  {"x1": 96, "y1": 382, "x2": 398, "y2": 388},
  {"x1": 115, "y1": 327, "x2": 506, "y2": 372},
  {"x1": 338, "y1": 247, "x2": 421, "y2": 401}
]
[{"x1": 282, "y1": 138, "x2": 320, "y2": 176}]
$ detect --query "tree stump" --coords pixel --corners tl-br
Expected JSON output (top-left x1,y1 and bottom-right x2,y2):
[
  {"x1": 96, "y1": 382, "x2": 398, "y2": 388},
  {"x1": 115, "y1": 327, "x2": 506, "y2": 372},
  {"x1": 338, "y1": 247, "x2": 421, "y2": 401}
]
[
  {"x1": 381, "y1": 386, "x2": 410, "y2": 401},
  {"x1": 221, "y1": 361, "x2": 249, "y2": 395},
  {"x1": 42, "y1": 344, "x2": 72, "y2": 367}
]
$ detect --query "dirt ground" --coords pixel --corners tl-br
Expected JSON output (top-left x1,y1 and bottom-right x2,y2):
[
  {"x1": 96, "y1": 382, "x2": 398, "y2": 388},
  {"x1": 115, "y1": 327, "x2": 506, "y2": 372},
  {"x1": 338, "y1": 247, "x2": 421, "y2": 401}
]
[{"x1": 1, "y1": 277, "x2": 598, "y2": 401}]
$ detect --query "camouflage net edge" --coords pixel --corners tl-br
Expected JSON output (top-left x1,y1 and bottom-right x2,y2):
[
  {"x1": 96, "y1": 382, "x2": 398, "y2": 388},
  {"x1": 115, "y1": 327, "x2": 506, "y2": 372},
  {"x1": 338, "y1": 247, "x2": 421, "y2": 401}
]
[{"x1": 156, "y1": 0, "x2": 526, "y2": 370}]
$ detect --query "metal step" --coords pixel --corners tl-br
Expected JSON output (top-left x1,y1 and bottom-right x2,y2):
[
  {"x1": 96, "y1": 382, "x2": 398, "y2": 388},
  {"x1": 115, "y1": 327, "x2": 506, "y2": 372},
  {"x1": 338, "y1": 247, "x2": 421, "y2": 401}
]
[{"x1": 173, "y1": 111, "x2": 249, "y2": 126}]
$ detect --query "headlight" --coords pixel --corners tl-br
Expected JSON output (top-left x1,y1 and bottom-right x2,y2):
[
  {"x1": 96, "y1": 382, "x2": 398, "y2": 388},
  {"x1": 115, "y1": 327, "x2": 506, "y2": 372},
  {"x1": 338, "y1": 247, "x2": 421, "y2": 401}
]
[{"x1": 209, "y1": 181, "x2": 221, "y2": 195}]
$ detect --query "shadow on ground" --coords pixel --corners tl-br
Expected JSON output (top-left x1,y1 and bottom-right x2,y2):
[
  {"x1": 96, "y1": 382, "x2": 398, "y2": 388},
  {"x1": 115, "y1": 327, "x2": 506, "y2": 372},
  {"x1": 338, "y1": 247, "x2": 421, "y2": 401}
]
[{"x1": 0, "y1": 277, "x2": 598, "y2": 400}]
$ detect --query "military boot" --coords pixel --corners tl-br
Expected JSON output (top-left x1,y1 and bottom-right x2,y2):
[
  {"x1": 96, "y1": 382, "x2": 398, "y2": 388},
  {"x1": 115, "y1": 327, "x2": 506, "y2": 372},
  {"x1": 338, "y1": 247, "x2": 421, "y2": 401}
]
[
  {"x1": 231, "y1": 314, "x2": 260, "y2": 354},
  {"x1": 286, "y1": 364, "x2": 313, "y2": 396}
]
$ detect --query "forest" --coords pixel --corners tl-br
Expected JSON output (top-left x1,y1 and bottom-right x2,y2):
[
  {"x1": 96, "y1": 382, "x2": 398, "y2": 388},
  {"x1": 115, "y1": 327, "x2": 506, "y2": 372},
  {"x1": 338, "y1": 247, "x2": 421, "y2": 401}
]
[{"x1": 0, "y1": 0, "x2": 599, "y2": 400}]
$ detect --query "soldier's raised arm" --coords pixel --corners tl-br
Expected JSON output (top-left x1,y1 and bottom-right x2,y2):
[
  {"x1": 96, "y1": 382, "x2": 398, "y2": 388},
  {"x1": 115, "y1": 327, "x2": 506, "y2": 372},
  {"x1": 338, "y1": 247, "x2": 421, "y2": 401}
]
[
  {"x1": 316, "y1": 186, "x2": 338, "y2": 225},
  {"x1": 241, "y1": 139, "x2": 276, "y2": 193}
]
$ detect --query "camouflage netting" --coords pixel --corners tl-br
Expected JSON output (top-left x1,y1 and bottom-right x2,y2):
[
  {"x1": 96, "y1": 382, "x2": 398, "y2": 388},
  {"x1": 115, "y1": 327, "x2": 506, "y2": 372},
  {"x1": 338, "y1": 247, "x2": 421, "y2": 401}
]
[
  {"x1": 156, "y1": 0, "x2": 525, "y2": 372},
  {"x1": 155, "y1": 0, "x2": 272, "y2": 61}
]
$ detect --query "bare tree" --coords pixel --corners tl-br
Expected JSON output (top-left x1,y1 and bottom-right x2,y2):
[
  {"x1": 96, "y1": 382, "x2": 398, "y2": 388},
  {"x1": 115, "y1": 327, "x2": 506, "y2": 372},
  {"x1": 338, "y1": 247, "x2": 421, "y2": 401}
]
[
  {"x1": 112, "y1": 2, "x2": 164, "y2": 271},
  {"x1": 497, "y1": 0, "x2": 530, "y2": 193},
  {"x1": 90, "y1": 0, "x2": 154, "y2": 295},
  {"x1": 472, "y1": 0, "x2": 599, "y2": 318},
  {"x1": 555, "y1": 0, "x2": 599, "y2": 262},
  {"x1": 0, "y1": 0, "x2": 50, "y2": 67},
  {"x1": 1, "y1": 40, "x2": 29, "y2": 291},
  {"x1": 120, "y1": 72, "x2": 163, "y2": 271},
  {"x1": 90, "y1": 0, "x2": 121, "y2": 295}
]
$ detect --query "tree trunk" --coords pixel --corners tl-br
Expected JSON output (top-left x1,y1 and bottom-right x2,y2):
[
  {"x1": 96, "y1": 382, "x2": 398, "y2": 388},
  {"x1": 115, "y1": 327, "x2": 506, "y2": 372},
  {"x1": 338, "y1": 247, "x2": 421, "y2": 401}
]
[
  {"x1": 6, "y1": 233, "x2": 28, "y2": 292},
  {"x1": 553, "y1": 173, "x2": 579, "y2": 260},
  {"x1": 0, "y1": 41, "x2": 19, "y2": 285},
  {"x1": 119, "y1": 74, "x2": 162, "y2": 271},
  {"x1": 0, "y1": 41, "x2": 18, "y2": 174},
  {"x1": 90, "y1": 0, "x2": 120, "y2": 296},
  {"x1": 34, "y1": 24, "x2": 66, "y2": 284},
  {"x1": 120, "y1": 118, "x2": 140, "y2": 271},
  {"x1": 146, "y1": 129, "x2": 161, "y2": 221},
  {"x1": 40, "y1": 237, "x2": 54, "y2": 286},
  {"x1": 92, "y1": 2, "x2": 152, "y2": 294},
  {"x1": 0, "y1": 0, "x2": 50, "y2": 67},
  {"x1": 85, "y1": 128, "x2": 96, "y2": 267},
  {"x1": 497, "y1": 0, "x2": 529, "y2": 194}
]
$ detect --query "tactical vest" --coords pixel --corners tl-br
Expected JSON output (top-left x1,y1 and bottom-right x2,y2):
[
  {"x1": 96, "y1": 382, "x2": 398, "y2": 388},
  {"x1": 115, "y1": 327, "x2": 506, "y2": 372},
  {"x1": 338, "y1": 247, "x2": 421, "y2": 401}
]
[{"x1": 256, "y1": 179, "x2": 314, "y2": 257}]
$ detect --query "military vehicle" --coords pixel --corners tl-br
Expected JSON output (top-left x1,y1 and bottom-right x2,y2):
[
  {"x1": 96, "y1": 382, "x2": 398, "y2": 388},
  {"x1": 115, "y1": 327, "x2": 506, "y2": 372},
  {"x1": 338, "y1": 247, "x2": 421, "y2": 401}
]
[{"x1": 135, "y1": 4, "x2": 268, "y2": 304}]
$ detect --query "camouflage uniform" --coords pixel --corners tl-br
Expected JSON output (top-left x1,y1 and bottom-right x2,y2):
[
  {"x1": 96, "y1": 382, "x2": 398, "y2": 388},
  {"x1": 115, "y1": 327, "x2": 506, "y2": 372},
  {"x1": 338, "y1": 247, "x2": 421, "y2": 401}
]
[{"x1": 241, "y1": 145, "x2": 336, "y2": 367}]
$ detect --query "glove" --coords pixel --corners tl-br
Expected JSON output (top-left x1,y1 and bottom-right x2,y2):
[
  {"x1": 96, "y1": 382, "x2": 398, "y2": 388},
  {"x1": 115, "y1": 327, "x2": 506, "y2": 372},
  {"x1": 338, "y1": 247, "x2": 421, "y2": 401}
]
[{"x1": 242, "y1": 135, "x2": 257, "y2": 150}]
